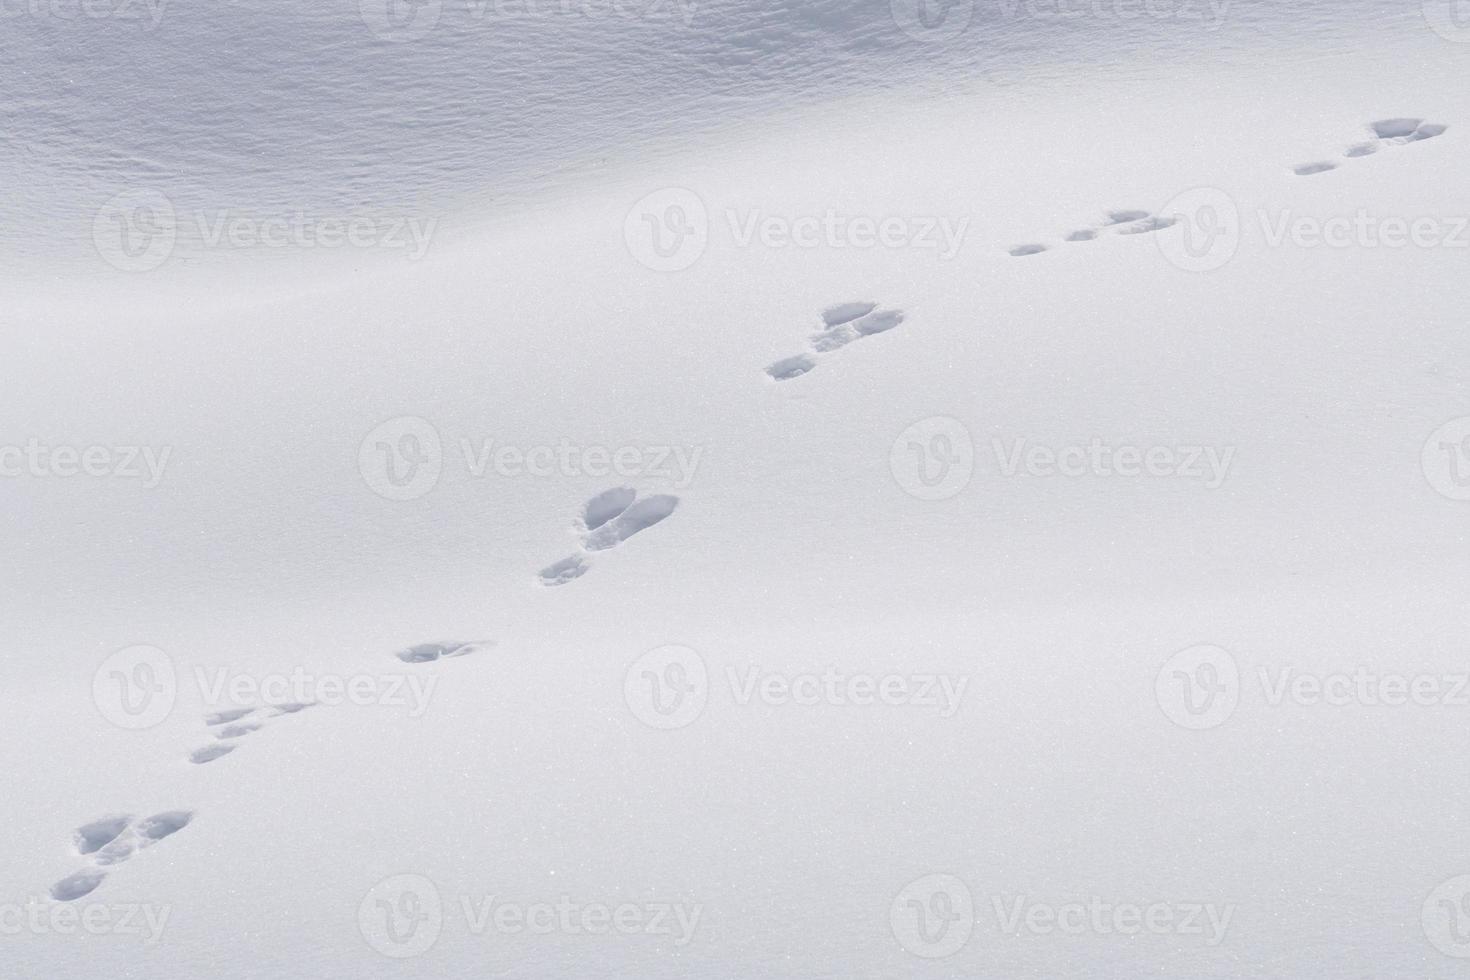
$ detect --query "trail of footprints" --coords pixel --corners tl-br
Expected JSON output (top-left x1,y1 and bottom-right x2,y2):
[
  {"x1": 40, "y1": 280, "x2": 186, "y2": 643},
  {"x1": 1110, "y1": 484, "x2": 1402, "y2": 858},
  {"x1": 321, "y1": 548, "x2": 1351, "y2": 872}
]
[
  {"x1": 766, "y1": 302, "x2": 905, "y2": 380},
  {"x1": 539, "y1": 487, "x2": 680, "y2": 585},
  {"x1": 188, "y1": 699, "x2": 318, "y2": 764},
  {"x1": 1007, "y1": 117, "x2": 1449, "y2": 255},
  {"x1": 50, "y1": 109, "x2": 1450, "y2": 908},
  {"x1": 51, "y1": 811, "x2": 194, "y2": 901},
  {"x1": 51, "y1": 635, "x2": 493, "y2": 900},
  {"x1": 1293, "y1": 118, "x2": 1448, "y2": 175},
  {"x1": 1008, "y1": 208, "x2": 1179, "y2": 257}
]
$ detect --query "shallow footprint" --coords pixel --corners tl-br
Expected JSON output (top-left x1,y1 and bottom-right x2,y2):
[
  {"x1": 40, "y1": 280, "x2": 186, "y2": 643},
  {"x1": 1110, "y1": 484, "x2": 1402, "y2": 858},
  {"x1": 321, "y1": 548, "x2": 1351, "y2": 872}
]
[
  {"x1": 75, "y1": 816, "x2": 132, "y2": 856},
  {"x1": 190, "y1": 743, "x2": 236, "y2": 764},
  {"x1": 1294, "y1": 161, "x2": 1338, "y2": 176},
  {"x1": 584, "y1": 494, "x2": 678, "y2": 552},
  {"x1": 51, "y1": 870, "x2": 106, "y2": 902},
  {"x1": 853, "y1": 309, "x2": 903, "y2": 336},
  {"x1": 821, "y1": 301, "x2": 877, "y2": 327},
  {"x1": 766, "y1": 354, "x2": 817, "y2": 381},
  {"x1": 1116, "y1": 215, "x2": 1179, "y2": 235},
  {"x1": 214, "y1": 720, "x2": 262, "y2": 739},
  {"x1": 1009, "y1": 244, "x2": 1048, "y2": 256},
  {"x1": 1065, "y1": 229, "x2": 1098, "y2": 242},
  {"x1": 204, "y1": 707, "x2": 256, "y2": 727},
  {"x1": 1104, "y1": 210, "x2": 1151, "y2": 225},
  {"x1": 136, "y1": 811, "x2": 193, "y2": 843},
  {"x1": 539, "y1": 554, "x2": 590, "y2": 586}
]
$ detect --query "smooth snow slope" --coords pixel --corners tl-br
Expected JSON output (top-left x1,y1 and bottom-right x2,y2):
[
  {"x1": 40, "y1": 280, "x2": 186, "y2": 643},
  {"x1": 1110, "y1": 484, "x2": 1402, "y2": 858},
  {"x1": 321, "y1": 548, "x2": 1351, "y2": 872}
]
[{"x1": 4, "y1": 3, "x2": 1470, "y2": 978}]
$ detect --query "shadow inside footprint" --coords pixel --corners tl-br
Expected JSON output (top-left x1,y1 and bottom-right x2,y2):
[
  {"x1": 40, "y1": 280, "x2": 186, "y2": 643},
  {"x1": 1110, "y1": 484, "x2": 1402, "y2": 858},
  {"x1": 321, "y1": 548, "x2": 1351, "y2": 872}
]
[
  {"x1": 1066, "y1": 229, "x2": 1098, "y2": 242},
  {"x1": 190, "y1": 743, "x2": 235, "y2": 764},
  {"x1": 584, "y1": 494, "x2": 678, "y2": 552},
  {"x1": 539, "y1": 554, "x2": 590, "y2": 586},
  {"x1": 1409, "y1": 122, "x2": 1447, "y2": 142},
  {"x1": 1104, "y1": 210, "x2": 1151, "y2": 225},
  {"x1": 75, "y1": 816, "x2": 132, "y2": 856},
  {"x1": 1294, "y1": 161, "x2": 1338, "y2": 176},
  {"x1": 204, "y1": 708, "x2": 255, "y2": 727},
  {"x1": 1009, "y1": 244, "x2": 1048, "y2": 256},
  {"x1": 1345, "y1": 143, "x2": 1378, "y2": 158},
  {"x1": 583, "y1": 487, "x2": 635, "y2": 531},
  {"x1": 766, "y1": 354, "x2": 816, "y2": 381},
  {"x1": 395, "y1": 641, "x2": 485, "y2": 664},
  {"x1": 51, "y1": 870, "x2": 106, "y2": 902},
  {"x1": 214, "y1": 720, "x2": 262, "y2": 739},
  {"x1": 1371, "y1": 118, "x2": 1422, "y2": 139}
]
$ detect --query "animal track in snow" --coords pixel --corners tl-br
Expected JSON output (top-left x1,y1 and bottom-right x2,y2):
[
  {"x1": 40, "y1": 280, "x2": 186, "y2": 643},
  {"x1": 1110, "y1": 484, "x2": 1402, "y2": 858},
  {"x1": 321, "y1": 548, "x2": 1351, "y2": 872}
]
[
  {"x1": 394, "y1": 640, "x2": 494, "y2": 664},
  {"x1": 539, "y1": 488, "x2": 679, "y2": 585},
  {"x1": 51, "y1": 870, "x2": 106, "y2": 902},
  {"x1": 189, "y1": 743, "x2": 236, "y2": 764},
  {"x1": 765, "y1": 302, "x2": 906, "y2": 381},
  {"x1": 1293, "y1": 118, "x2": 1448, "y2": 174},
  {"x1": 51, "y1": 810, "x2": 195, "y2": 900},
  {"x1": 187, "y1": 700, "x2": 319, "y2": 764}
]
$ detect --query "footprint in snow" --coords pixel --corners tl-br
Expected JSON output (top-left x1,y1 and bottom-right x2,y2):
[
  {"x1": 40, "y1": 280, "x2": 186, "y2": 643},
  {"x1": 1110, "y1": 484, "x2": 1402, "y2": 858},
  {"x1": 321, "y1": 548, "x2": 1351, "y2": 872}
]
[
  {"x1": 51, "y1": 810, "x2": 194, "y2": 900},
  {"x1": 394, "y1": 640, "x2": 495, "y2": 664},
  {"x1": 538, "y1": 487, "x2": 679, "y2": 585},
  {"x1": 764, "y1": 301, "x2": 906, "y2": 381},
  {"x1": 1294, "y1": 117, "x2": 1448, "y2": 174}
]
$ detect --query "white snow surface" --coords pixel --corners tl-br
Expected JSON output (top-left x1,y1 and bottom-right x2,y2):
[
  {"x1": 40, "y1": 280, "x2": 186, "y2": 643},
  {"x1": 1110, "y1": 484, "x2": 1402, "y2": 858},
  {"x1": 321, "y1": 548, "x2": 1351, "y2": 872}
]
[{"x1": 4, "y1": 1, "x2": 1470, "y2": 977}]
